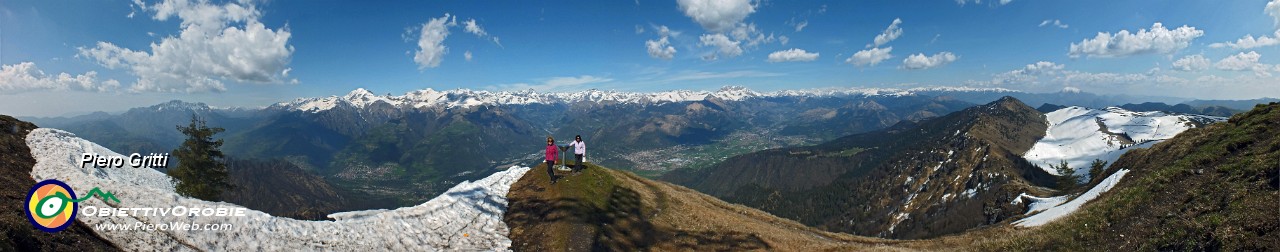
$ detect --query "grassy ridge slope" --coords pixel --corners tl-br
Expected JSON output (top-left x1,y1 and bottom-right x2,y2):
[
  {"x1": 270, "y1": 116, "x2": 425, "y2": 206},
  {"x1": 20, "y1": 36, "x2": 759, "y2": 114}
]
[{"x1": 503, "y1": 162, "x2": 909, "y2": 251}]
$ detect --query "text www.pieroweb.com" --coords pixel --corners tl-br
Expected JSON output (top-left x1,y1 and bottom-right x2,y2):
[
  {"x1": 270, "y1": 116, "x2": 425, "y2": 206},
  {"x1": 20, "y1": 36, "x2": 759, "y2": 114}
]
[
  {"x1": 94, "y1": 222, "x2": 233, "y2": 231},
  {"x1": 81, "y1": 205, "x2": 247, "y2": 232}
]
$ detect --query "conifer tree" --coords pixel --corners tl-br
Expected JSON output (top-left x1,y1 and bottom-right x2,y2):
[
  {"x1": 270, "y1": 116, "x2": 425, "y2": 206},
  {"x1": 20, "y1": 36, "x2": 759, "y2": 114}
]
[
  {"x1": 1054, "y1": 160, "x2": 1080, "y2": 193},
  {"x1": 171, "y1": 114, "x2": 231, "y2": 201},
  {"x1": 1087, "y1": 159, "x2": 1108, "y2": 184}
]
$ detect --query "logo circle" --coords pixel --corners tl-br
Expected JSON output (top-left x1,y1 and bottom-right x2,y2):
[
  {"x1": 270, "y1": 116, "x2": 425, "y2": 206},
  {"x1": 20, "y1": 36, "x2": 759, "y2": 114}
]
[{"x1": 25, "y1": 179, "x2": 78, "y2": 233}]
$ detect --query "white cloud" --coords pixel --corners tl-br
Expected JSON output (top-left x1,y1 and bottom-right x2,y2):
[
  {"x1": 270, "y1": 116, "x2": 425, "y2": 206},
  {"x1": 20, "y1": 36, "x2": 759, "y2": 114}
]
[
  {"x1": 699, "y1": 33, "x2": 743, "y2": 59},
  {"x1": 412, "y1": 13, "x2": 456, "y2": 69},
  {"x1": 766, "y1": 48, "x2": 819, "y2": 62},
  {"x1": 142, "y1": 0, "x2": 259, "y2": 35},
  {"x1": 727, "y1": 23, "x2": 775, "y2": 48},
  {"x1": 1268, "y1": 0, "x2": 1280, "y2": 26},
  {"x1": 1068, "y1": 23, "x2": 1204, "y2": 58},
  {"x1": 1039, "y1": 19, "x2": 1068, "y2": 29},
  {"x1": 464, "y1": 51, "x2": 473, "y2": 62},
  {"x1": 674, "y1": 0, "x2": 775, "y2": 61},
  {"x1": 779, "y1": 35, "x2": 789, "y2": 45},
  {"x1": 676, "y1": 0, "x2": 756, "y2": 33},
  {"x1": 901, "y1": 52, "x2": 958, "y2": 70},
  {"x1": 1216, "y1": 51, "x2": 1263, "y2": 71},
  {"x1": 984, "y1": 61, "x2": 1066, "y2": 85},
  {"x1": 0, "y1": 62, "x2": 121, "y2": 93},
  {"x1": 871, "y1": 18, "x2": 903, "y2": 48},
  {"x1": 846, "y1": 47, "x2": 893, "y2": 67},
  {"x1": 462, "y1": 18, "x2": 487, "y2": 37},
  {"x1": 1209, "y1": 31, "x2": 1280, "y2": 49},
  {"x1": 635, "y1": 25, "x2": 645, "y2": 34},
  {"x1": 77, "y1": 0, "x2": 294, "y2": 93},
  {"x1": 1216, "y1": 51, "x2": 1273, "y2": 76},
  {"x1": 654, "y1": 25, "x2": 676, "y2": 37},
  {"x1": 1172, "y1": 54, "x2": 1211, "y2": 71},
  {"x1": 1057, "y1": 71, "x2": 1149, "y2": 85},
  {"x1": 461, "y1": 18, "x2": 501, "y2": 46},
  {"x1": 645, "y1": 25, "x2": 678, "y2": 60},
  {"x1": 408, "y1": 14, "x2": 500, "y2": 67},
  {"x1": 1020, "y1": 61, "x2": 1066, "y2": 75},
  {"x1": 794, "y1": 20, "x2": 808, "y2": 32},
  {"x1": 646, "y1": 37, "x2": 677, "y2": 60},
  {"x1": 493, "y1": 75, "x2": 613, "y2": 91}
]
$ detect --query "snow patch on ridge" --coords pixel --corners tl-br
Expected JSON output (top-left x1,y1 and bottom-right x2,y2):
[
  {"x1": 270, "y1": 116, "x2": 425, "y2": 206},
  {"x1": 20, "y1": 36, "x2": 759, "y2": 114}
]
[
  {"x1": 1014, "y1": 169, "x2": 1130, "y2": 227},
  {"x1": 1022, "y1": 106, "x2": 1223, "y2": 177},
  {"x1": 1015, "y1": 193, "x2": 1067, "y2": 214},
  {"x1": 26, "y1": 128, "x2": 528, "y2": 251}
]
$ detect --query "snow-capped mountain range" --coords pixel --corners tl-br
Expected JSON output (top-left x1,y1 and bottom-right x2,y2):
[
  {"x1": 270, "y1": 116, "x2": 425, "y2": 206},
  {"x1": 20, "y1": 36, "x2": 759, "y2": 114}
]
[
  {"x1": 1022, "y1": 106, "x2": 1225, "y2": 176},
  {"x1": 272, "y1": 86, "x2": 1017, "y2": 113}
]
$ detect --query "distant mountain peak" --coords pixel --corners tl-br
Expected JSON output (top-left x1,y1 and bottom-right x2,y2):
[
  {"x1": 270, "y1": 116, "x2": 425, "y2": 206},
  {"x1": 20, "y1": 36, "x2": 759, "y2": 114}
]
[
  {"x1": 147, "y1": 100, "x2": 211, "y2": 112},
  {"x1": 855, "y1": 100, "x2": 888, "y2": 111},
  {"x1": 989, "y1": 96, "x2": 1031, "y2": 111},
  {"x1": 345, "y1": 88, "x2": 375, "y2": 98}
]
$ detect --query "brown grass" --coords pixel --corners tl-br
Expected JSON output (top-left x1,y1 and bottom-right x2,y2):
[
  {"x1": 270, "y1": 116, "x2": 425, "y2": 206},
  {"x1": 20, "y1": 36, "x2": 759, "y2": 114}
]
[{"x1": 503, "y1": 162, "x2": 945, "y2": 251}]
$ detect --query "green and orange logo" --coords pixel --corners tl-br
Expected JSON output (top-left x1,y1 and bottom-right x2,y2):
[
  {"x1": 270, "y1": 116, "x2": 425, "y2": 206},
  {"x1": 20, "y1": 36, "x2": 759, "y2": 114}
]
[{"x1": 25, "y1": 179, "x2": 119, "y2": 233}]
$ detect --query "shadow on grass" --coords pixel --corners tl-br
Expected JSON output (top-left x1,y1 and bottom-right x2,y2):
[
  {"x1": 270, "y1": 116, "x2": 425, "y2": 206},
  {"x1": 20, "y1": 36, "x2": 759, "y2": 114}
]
[{"x1": 505, "y1": 184, "x2": 770, "y2": 251}]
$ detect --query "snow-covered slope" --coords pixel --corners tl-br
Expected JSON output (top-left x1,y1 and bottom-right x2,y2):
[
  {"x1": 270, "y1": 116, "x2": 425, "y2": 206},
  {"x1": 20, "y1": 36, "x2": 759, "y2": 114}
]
[
  {"x1": 26, "y1": 128, "x2": 528, "y2": 251},
  {"x1": 1013, "y1": 106, "x2": 1222, "y2": 227},
  {"x1": 273, "y1": 86, "x2": 1016, "y2": 113},
  {"x1": 1013, "y1": 169, "x2": 1130, "y2": 227},
  {"x1": 1022, "y1": 106, "x2": 1224, "y2": 176}
]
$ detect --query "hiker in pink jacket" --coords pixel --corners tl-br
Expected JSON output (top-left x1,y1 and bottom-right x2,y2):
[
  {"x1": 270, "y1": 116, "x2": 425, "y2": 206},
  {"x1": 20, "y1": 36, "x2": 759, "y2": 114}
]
[{"x1": 545, "y1": 136, "x2": 559, "y2": 184}]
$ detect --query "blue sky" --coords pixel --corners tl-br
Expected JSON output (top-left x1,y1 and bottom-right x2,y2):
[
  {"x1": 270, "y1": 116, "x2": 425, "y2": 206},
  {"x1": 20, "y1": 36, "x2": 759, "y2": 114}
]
[{"x1": 2, "y1": 0, "x2": 1279, "y2": 116}]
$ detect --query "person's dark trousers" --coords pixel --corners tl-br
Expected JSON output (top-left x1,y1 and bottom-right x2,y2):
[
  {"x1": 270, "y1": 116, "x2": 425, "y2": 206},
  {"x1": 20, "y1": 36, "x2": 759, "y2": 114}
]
[
  {"x1": 574, "y1": 154, "x2": 584, "y2": 172},
  {"x1": 545, "y1": 160, "x2": 556, "y2": 182}
]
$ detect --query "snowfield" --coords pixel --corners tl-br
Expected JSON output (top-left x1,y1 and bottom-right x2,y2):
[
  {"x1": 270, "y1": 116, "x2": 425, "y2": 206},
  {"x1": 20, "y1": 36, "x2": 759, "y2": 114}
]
[
  {"x1": 1023, "y1": 106, "x2": 1223, "y2": 176},
  {"x1": 26, "y1": 128, "x2": 528, "y2": 251},
  {"x1": 1014, "y1": 169, "x2": 1130, "y2": 227},
  {"x1": 1013, "y1": 106, "x2": 1221, "y2": 227}
]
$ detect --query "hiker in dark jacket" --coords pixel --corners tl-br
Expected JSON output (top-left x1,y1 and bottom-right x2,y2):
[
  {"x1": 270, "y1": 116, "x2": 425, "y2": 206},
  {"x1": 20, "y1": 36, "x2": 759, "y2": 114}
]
[
  {"x1": 568, "y1": 135, "x2": 586, "y2": 173},
  {"x1": 545, "y1": 136, "x2": 559, "y2": 184}
]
